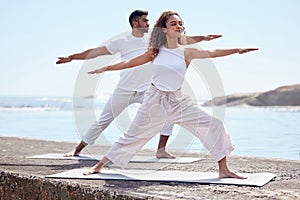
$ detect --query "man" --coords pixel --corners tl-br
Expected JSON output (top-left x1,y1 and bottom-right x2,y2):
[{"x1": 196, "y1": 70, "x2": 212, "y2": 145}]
[{"x1": 56, "y1": 10, "x2": 221, "y2": 158}]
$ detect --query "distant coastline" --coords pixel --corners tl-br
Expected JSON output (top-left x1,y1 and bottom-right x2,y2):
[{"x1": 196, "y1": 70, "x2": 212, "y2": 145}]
[{"x1": 203, "y1": 83, "x2": 300, "y2": 107}]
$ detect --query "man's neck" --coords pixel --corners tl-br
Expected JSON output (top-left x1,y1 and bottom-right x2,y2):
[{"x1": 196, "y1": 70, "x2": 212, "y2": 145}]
[{"x1": 132, "y1": 29, "x2": 144, "y2": 38}]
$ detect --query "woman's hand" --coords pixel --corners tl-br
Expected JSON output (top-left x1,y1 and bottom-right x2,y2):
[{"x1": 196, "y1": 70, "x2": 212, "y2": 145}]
[
  {"x1": 88, "y1": 67, "x2": 107, "y2": 74},
  {"x1": 203, "y1": 34, "x2": 222, "y2": 41},
  {"x1": 238, "y1": 48, "x2": 259, "y2": 54}
]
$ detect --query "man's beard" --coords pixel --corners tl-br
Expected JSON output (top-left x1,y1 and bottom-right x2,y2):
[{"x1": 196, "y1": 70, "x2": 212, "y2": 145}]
[{"x1": 137, "y1": 24, "x2": 149, "y2": 33}]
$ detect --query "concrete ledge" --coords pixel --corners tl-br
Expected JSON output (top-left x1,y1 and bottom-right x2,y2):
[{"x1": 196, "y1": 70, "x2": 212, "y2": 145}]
[
  {"x1": 0, "y1": 171, "x2": 144, "y2": 200},
  {"x1": 0, "y1": 136, "x2": 299, "y2": 199}
]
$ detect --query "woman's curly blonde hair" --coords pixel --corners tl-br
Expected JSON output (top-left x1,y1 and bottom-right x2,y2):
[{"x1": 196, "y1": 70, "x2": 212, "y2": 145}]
[{"x1": 148, "y1": 11, "x2": 186, "y2": 60}]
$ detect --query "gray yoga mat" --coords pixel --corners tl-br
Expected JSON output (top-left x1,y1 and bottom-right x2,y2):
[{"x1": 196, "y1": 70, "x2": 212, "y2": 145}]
[
  {"x1": 28, "y1": 153, "x2": 202, "y2": 163},
  {"x1": 46, "y1": 168, "x2": 276, "y2": 187}
]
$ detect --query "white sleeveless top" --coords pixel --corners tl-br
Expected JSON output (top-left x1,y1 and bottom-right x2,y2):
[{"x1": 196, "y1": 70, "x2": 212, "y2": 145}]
[{"x1": 152, "y1": 46, "x2": 187, "y2": 91}]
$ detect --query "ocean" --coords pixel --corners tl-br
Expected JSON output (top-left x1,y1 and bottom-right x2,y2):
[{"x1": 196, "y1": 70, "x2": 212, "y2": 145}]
[{"x1": 0, "y1": 96, "x2": 299, "y2": 161}]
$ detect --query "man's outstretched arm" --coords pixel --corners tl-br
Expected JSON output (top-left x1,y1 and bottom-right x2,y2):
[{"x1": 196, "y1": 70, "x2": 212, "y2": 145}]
[
  {"x1": 56, "y1": 46, "x2": 112, "y2": 64},
  {"x1": 184, "y1": 34, "x2": 222, "y2": 45}
]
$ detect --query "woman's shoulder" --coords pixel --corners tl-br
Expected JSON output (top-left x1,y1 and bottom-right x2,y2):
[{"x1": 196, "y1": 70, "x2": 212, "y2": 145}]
[{"x1": 183, "y1": 46, "x2": 199, "y2": 55}]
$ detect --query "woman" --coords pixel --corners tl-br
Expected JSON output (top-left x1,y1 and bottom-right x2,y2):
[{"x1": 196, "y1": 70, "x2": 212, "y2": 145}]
[{"x1": 85, "y1": 11, "x2": 258, "y2": 178}]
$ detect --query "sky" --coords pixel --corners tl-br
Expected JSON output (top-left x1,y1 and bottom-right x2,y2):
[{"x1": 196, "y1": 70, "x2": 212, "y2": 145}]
[{"x1": 1, "y1": 0, "x2": 299, "y2": 98}]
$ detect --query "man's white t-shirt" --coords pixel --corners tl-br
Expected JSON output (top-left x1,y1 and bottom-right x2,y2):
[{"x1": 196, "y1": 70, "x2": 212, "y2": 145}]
[{"x1": 106, "y1": 34, "x2": 152, "y2": 92}]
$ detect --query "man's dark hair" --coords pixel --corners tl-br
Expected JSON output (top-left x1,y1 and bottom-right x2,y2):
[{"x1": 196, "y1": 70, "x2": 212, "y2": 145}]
[{"x1": 129, "y1": 10, "x2": 148, "y2": 28}]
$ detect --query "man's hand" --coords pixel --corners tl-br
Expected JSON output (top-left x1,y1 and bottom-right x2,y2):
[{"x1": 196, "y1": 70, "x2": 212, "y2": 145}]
[
  {"x1": 204, "y1": 34, "x2": 222, "y2": 41},
  {"x1": 56, "y1": 57, "x2": 72, "y2": 64}
]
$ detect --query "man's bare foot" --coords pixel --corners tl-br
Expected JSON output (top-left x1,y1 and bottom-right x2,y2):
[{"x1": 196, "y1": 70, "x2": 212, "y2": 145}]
[
  {"x1": 219, "y1": 169, "x2": 247, "y2": 179},
  {"x1": 63, "y1": 150, "x2": 79, "y2": 157},
  {"x1": 156, "y1": 149, "x2": 175, "y2": 159},
  {"x1": 63, "y1": 141, "x2": 86, "y2": 157}
]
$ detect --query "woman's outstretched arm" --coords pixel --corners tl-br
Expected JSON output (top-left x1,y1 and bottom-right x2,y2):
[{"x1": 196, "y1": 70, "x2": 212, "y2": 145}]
[
  {"x1": 185, "y1": 47, "x2": 259, "y2": 63},
  {"x1": 88, "y1": 50, "x2": 152, "y2": 74}
]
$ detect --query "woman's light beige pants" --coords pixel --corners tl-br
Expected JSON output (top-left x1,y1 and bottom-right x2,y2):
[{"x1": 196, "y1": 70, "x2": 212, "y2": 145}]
[{"x1": 106, "y1": 84, "x2": 234, "y2": 168}]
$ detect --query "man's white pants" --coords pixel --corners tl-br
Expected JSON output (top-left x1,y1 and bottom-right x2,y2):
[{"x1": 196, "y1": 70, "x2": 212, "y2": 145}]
[
  {"x1": 106, "y1": 85, "x2": 235, "y2": 168},
  {"x1": 82, "y1": 87, "x2": 174, "y2": 145}
]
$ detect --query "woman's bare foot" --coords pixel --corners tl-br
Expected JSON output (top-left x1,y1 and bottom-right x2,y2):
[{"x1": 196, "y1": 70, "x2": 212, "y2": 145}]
[
  {"x1": 218, "y1": 156, "x2": 247, "y2": 179},
  {"x1": 219, "y1": 169, "x2": 247, "y2": 179},
  {"x1": 83, "y1": 166, "x2": 101, "y2": 176},
  {"x1": 83, "y1": 156, "x2": 110, "y2": 176},
  {"x1": 156, "y1": 149, "x2": 175, "y2": 159}
]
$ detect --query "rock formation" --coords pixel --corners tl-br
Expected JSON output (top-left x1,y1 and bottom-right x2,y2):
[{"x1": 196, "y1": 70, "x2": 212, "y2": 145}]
[{"x1": 203, "y1": 84, "x2": 300, "y2": 106}]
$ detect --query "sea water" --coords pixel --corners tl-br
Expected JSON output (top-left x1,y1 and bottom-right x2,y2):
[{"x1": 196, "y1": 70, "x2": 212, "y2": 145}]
[{"x1": 0, "y1": 96, "x2": 299, "y2": 160}]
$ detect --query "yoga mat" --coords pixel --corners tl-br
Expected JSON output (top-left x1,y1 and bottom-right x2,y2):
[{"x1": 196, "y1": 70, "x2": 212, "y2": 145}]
[
  {"x1": 27, "y1": 153, "x2": 201, "y2": 163},
  {"x1": 46, "y1": 168, "x2": 276, "y2": 187}
]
